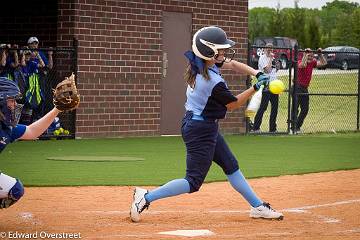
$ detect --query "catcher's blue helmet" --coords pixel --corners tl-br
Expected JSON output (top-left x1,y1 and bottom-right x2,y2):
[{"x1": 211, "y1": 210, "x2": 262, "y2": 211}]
[{"x1": 0, "y1": 77, "x2": 22, "y2": 127}]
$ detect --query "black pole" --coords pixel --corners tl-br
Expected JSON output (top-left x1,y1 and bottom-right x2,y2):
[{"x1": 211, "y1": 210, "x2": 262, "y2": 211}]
[
  {"x1": 72, "y1": 37, "x2": 78, "y2": 139},
  {"x1": 73, "y1": 37, "x2": 78, "y2": 77},
  {"x1": 357, "y1": 52, "x2": 360, "y2": 131},
  {"x1": 291, "y1": 45, "x2": 299, "y2": 134},
  {"x1": 286, "y1": 46, "x2": 293, "y2": 133},
  {"x1": 245, "y1": 41, "x2": 252, "y2": 134}
]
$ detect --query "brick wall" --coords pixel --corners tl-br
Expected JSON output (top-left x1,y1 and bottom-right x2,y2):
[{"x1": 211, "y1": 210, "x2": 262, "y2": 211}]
[{"x1": 58, "y1": 0, "x2": 249, "y2": 138}]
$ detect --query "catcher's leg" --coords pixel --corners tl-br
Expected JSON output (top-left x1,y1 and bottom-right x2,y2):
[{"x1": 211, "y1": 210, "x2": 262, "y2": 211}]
[{"x1": 0, "y1": 173, "x2": 24, "y2": 209}]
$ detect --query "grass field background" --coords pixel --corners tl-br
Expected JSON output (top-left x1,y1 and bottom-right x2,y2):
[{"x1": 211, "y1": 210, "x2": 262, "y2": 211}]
[
  {"x1": 1, "y1": 133, "x2": 360, "y2": 186},
  {"x1": 252, "y1": 71, "x2": 359, "y2": 133}
]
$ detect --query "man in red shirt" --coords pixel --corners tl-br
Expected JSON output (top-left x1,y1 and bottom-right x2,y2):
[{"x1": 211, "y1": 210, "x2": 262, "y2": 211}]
[{"x1": 293, "y1": 48, "x2": 326, "y2": 133}]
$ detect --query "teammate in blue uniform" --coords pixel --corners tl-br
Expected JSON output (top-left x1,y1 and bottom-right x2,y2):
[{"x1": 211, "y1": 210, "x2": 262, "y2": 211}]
[
  {"x1": 130, "y1": 26, "x2": 283, "y2": 222},
  {"x1": 0, "y1": 77, "x2": 62, "y2": 209}
]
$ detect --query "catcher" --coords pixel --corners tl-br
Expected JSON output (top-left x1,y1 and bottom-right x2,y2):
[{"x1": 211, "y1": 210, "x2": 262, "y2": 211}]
[{"x1": 0, "y1": 73, "x2": 79, "y2": 209}]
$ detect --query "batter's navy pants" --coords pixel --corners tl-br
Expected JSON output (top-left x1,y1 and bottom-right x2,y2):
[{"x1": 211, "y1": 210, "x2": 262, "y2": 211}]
[{"x1": 181, "y1": 112, "x2": 239, "y2": 193}]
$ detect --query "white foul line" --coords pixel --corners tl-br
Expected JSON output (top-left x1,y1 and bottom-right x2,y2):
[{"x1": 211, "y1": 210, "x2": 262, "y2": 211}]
[{"x1": 282, "y1": 199, "x2": 360, "y2": 212}]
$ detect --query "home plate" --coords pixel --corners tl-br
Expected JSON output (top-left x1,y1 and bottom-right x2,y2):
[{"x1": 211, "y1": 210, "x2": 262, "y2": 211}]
[{"x1": 158, "y1": 229, "x2": 214, "y2": 237}]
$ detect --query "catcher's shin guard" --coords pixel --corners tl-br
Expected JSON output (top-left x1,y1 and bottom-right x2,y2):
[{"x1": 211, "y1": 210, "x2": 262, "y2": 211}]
[{"x1": 0, "y1": 173, "x2": 24, "y2": 209}]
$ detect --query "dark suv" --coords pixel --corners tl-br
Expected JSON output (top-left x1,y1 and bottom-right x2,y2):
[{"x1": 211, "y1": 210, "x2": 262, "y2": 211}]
[
  {"x1": 250, "y1": 37, "x2": 298, "y2": 69},
  {"x1": 322, "y1": 46, "x2": 359, "y2": 70}
]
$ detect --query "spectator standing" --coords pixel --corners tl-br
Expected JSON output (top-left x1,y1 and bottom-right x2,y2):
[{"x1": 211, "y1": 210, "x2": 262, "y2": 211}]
[
  {"x1": 27, "y1": 37, "x2": 53, "y2": 70},
  {"x1": 252, "y1": 43, "x2": 280, "y2": 133},
  {"x1": 28, "y1": 37, "x2": 54, "y2": 117},
  {"x1": 292, "y1": 48, "x2": 327, "y2": 133},
  {"x1": 0, "y1": 44, "x2": 19, "y2": 80},
  {"x1": 19, "y1": 48, "x2": 43, "y2": 124}
]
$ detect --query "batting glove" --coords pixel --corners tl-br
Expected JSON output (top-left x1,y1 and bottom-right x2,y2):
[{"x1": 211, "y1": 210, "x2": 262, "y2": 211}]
[{"x1": 253, "y1": 72, "x2": 270, "y2": 91}]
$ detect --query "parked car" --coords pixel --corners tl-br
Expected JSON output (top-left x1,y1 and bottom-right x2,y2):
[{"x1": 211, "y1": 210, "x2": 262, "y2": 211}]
[
  {"x1": 250, "y1": 37, "x2": 299, "y2": 69},
  {"x1": 321, "y1": 46, "x2": 359, "y2": 70}
]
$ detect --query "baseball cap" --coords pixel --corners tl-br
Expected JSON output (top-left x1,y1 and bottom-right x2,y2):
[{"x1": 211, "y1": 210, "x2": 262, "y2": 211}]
[
  {"x1": 28, "y1": 37, "x2": 39, "y2": 44},
  {"x1": 265, "y1": 42, "x2": 273, "y2": 48}
]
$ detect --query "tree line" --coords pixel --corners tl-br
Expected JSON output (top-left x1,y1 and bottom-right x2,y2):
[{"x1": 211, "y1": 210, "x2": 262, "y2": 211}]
[{"x1": 249, "y1": 0, "x2": 360, "y2": 49}]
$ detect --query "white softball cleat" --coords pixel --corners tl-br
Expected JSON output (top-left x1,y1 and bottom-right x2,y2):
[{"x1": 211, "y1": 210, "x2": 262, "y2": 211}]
[
  {"x1": 249, "y1": 202, "x2": 284, "y2": 220},
  {"x1": 130, "y1": 187, "x2": 150, "y2": 222}
]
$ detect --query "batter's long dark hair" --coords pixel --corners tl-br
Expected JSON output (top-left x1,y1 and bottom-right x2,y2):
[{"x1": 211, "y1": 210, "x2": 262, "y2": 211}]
[
  {"x1": 184, "y1": 62, "x2": 210, "y2": 88},
  {"x1": 0, "y1": 110, "x2": 4, "y2": 122}
]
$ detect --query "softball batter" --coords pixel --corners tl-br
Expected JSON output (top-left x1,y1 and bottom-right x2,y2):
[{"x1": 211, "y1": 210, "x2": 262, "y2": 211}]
[
  {"x1": 0, "y1": 77, "x2": 62, "y2": 209},
  {"x1": 130, "y1": 26, "x2": 283, "y2": 222}
]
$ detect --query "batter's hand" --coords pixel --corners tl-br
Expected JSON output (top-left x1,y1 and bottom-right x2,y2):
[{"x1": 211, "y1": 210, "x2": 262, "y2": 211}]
[{"x1": 253, "y1": 72, "x2": 270, "y2": 91}]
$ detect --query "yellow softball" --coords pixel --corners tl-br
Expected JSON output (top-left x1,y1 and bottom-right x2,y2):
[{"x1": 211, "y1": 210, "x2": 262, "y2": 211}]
[{"x1": 269, "y1": 80, "x2": 285, "y2": 94}]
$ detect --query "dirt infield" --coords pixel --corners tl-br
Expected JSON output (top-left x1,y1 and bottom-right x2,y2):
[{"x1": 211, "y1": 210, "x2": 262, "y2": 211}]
[{"x1": 1, "y1": 169, "x2": 360, "y2": 240}]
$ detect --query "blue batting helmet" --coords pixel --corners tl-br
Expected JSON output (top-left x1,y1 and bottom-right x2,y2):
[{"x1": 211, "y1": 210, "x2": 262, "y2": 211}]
[{"x1": 192, "y1": 26, "x2": 235, "y2": 61}]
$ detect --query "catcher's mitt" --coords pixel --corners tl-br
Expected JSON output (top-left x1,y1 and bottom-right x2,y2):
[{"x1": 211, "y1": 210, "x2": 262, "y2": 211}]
[{"x1": 53, "y1": 73, "x2": 80, "y2": 112}]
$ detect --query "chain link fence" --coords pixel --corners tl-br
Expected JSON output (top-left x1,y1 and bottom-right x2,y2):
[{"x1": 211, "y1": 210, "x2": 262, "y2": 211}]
[
  {"x1": 247, "y1": 44, "x2": 360, "y2": 134},
  {"x1": 1, "y1": 42, "x2": 77, "y2": 139}
]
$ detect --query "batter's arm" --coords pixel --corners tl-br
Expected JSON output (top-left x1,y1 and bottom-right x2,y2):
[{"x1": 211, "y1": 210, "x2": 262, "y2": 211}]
[{"x1": 226, "y1": 87, "x2": 256, "y2": 111}]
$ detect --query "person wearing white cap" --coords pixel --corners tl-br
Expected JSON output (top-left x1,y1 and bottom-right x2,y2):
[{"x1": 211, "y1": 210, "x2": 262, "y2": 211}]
[
  {"x1": 27, "y1": 37, "x2": 39, "y2": 45},
  {"x1": 27, "y1": 37, "x2": 53, "y2": 70},
  {"x1": 23, "y1": 36, "x2": 53, "y2": 123}
]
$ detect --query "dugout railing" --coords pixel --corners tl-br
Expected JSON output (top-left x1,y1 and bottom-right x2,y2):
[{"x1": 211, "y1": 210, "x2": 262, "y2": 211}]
[
  {"x1": 247, "y1": 44, "x2": 360, "y2": 134},
  {"x1": 4, "y1": 39, "x2": 78, "y2": 139}
]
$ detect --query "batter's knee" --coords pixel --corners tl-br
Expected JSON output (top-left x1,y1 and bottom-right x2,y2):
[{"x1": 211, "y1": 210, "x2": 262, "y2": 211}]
[
  {"x1": 0, "y1": 179, "x2": 24, "y2": 209},
  {"x1": 185, "y1": 176, "x2": 204, "y2": 193}
]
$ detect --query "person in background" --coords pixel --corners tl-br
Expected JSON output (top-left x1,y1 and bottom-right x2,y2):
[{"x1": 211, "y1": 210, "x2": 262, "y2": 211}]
[
  {"x1": 252, "y1": 43, "x2": 280, "y2": 133},
  {"x1": 19, "y1": 48, "x2": 43, "y2": 124},
  {"x1": 27, "y1": 37, "x2": 53, "y2": 70},
  {"x1": 0, "y1": 44, "x2": 19, "y2": 80},
  {"x1": 28, "y1": 37, "x2": 54, "y2": 119},
  {"x1": 292, "y1": 48, "x2": 327, "y2": 133}
]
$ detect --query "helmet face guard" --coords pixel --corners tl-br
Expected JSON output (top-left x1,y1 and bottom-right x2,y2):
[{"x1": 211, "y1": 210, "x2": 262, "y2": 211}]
[
  {"x1": 214, "y1": 48, "x2": 235, "y2": 63},
  {"x1": 0, "y1": 77, "x2": 22, "y2": 127},
  {"x1": 1, "y1": 99, "x2": 23, "y2": 128}
]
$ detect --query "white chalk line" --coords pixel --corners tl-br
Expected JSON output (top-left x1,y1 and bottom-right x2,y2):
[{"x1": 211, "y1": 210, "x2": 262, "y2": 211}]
[
  {"x1": 284, "y1": 199, "x2": 360, "y2": 212},
  {"x1": 337, "y1": 228, "x2": 360, "y2": 234}
]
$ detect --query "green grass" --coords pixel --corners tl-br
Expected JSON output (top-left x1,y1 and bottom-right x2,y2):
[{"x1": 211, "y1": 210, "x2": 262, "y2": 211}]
[
  {"x1": 1, "y1": 133, "x2": 360, "y2": 186},
  {"x1": 253, "y1": 72, "x2": 359, "y2": 133}
]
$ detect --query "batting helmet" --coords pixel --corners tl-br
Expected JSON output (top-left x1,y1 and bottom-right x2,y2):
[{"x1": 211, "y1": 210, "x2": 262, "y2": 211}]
[
  {"x1": 0, "y1": 77, "x2": 22, "y2": 127},
  {"x1": 192, "y1": 26, "x2": 235, "y2": 61}
]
